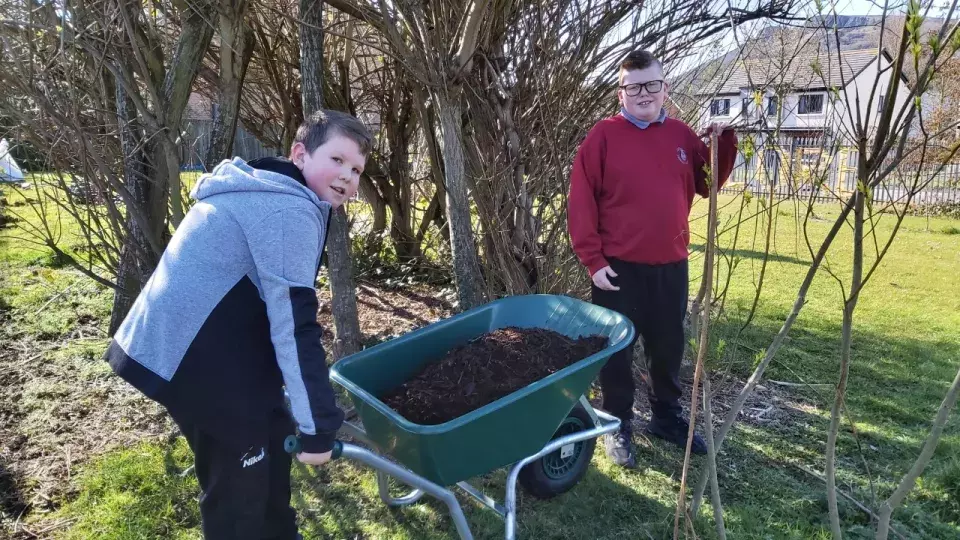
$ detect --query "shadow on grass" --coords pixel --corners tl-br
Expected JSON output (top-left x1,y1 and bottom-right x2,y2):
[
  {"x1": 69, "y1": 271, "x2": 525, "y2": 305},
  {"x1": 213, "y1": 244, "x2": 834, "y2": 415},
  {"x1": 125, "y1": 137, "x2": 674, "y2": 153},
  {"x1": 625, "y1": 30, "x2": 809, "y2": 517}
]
[
  {"x1": 689, "y1": 243, "x2": 809, "y2": 267},
  {"x1": 0, "y1": 459, "x2": 28, "y2": 523},
  {"x1": 291, "y1": 453, "x2": 673, "y2": 540},
  {"x1": 693, "y1": 312, "x2": 960, "y2": 539}
]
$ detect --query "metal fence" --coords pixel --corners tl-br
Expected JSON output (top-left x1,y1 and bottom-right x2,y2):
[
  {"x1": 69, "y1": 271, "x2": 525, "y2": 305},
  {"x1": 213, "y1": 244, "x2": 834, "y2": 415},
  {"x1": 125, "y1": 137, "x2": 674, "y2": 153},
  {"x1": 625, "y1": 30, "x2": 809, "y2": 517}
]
[
  {"x1": 179, "y1": 120, "x2": 281, "y2": 171},
  {"x1": 725, "y1": 136, "x2": 960, "y2": 207}
]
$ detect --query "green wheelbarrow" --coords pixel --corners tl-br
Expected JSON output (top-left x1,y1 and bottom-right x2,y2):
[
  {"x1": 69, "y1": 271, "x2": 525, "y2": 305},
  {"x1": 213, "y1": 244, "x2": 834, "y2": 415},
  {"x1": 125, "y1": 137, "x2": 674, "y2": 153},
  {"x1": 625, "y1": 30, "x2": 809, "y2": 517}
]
[{"x1": 285, "y1": 294, "x2": 635, "y2": 540}]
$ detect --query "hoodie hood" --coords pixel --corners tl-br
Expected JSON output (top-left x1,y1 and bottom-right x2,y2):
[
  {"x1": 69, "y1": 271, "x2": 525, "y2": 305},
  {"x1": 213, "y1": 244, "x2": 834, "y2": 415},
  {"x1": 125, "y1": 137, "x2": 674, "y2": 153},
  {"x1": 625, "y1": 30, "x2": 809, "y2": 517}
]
[{"x1": 191, "y1": 157, "x2": 327, "y2": 211}]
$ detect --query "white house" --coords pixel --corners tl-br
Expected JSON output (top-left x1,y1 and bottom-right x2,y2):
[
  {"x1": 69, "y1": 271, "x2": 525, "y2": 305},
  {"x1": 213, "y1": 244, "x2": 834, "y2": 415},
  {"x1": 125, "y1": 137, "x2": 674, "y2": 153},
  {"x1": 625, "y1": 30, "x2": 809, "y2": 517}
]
[
  {"x1": 681, "y1": 44, "x2": 913, "y2": 190},
  {"x1": 694, "y1": 48, "x2": 911, "y2": 140}
]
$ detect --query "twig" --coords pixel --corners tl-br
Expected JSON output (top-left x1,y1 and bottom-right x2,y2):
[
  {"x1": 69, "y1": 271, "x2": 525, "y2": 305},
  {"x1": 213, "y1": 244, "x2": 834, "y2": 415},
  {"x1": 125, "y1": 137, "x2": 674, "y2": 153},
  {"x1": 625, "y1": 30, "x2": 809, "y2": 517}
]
[
  {"x1": 33, "y1": 282, "x2": 76, "y2": 315},
  {"x1": 768, "y1": 380, "x2": 832, "y2": 388},
  {"x1": 703, "y1": 376, "x2": 727, "y2": 540},
  {"x1": 18, "y1": 518, "x2": 77, "y2": 537},
  {"x1": 793, "y1": 463, "x2": 908, "y2": 540},
  {"x1": 748, "y1": 405, "x2": 775, "y2": 420}
]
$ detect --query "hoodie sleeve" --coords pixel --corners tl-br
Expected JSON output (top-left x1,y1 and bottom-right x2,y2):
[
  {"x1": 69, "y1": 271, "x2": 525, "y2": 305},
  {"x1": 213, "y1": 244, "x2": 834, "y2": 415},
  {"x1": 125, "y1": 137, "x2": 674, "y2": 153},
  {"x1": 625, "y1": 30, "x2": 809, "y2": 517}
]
[{"x1": 246, "y1": 208, "x2": 344, "y2": 453}]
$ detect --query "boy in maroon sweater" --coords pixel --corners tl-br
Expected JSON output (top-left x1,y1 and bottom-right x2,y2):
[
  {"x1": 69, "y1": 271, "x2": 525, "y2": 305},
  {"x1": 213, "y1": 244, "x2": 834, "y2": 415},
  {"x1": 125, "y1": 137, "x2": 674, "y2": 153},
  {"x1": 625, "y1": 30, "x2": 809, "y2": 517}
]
[{"x1": 568, "y1": 50, "x2": 737, "y2": 468}]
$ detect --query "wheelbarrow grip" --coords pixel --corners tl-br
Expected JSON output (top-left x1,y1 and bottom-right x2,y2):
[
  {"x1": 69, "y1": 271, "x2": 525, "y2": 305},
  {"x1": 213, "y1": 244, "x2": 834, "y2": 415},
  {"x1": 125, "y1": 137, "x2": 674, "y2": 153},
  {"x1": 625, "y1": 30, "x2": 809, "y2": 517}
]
[{"x1": 283, "y1": 435, "x2": 344, "y2": 460}]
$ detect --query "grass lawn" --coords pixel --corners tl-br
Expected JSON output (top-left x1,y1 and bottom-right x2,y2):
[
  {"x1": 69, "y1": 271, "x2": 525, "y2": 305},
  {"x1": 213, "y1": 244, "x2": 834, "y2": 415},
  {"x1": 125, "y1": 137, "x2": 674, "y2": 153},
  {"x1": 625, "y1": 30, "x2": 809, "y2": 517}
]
[{"x1": 1, "y1": 180, "x2": 958, "y2": 539}]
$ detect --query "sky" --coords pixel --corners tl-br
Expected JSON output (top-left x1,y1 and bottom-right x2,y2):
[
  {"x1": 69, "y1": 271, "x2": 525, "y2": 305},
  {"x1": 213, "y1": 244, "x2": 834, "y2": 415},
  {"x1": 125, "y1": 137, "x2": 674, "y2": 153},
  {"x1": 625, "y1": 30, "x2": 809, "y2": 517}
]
[{"x1": 839, "y1": 0, "x2": 902, "y2": 15}]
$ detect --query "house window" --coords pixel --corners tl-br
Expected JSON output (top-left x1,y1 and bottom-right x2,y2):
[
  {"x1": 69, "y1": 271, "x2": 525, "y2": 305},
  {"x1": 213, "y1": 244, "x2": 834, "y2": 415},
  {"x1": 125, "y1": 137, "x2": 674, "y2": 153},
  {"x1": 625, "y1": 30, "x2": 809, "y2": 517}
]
[
  {"x1": 742, "y1": 97, "x2": 750, "y2": 117},
  {"x1": 767, "y1": 95, "x2": 779, "y2": 116},
  {"x1": 765, "y1": 149, "x2": 779, "y2": 169},
  {"x1": 764, "y1": 149, "x2": 780, "y2": 185},
  {"x1": 798, "y1": 94, "x2": 824, "y2": 114},
  {"x1": 799, "y1": 149, "x2": 819, "y2": 167},
  {"x1": 710, "y1": 98, "x2": 730, "y2": 117}
]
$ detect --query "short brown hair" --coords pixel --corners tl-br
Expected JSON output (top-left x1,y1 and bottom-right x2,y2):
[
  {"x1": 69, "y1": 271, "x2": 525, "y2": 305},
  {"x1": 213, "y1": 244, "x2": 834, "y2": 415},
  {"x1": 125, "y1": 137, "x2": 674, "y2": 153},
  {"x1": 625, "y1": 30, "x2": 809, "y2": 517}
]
[
  {"x1": 619, "y1": 50, "x2": 662, "y2": 83},
  {"x1": 294, "y1": 109, "x2": 373, "y2": 156}
]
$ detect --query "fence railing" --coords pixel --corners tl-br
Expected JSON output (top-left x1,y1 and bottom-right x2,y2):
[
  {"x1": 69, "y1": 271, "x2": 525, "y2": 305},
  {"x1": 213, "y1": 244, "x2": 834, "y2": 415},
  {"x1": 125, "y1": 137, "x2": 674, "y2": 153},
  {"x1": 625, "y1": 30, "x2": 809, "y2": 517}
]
[
  {"x1": 724, "y1": 141, "x2": 960, "y2": 207},
  {"x1": 178, "y1": 120, "x2": 280, "y2": 171}
]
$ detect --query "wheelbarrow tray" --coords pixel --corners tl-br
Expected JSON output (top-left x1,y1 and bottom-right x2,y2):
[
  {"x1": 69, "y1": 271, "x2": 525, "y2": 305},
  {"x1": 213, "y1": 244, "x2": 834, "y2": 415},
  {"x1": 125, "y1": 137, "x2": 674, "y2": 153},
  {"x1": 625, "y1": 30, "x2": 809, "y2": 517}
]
[{"x1": 329, "y1": 294, "x2": 634, "y2": 486}]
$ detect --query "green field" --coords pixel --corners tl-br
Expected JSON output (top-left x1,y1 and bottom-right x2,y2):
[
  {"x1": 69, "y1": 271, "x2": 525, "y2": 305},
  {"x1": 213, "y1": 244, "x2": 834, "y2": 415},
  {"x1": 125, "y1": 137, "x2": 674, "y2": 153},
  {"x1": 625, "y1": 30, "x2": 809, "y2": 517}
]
[{"x1": 1, "y1": 181, "x2": 958, "y2": 539}]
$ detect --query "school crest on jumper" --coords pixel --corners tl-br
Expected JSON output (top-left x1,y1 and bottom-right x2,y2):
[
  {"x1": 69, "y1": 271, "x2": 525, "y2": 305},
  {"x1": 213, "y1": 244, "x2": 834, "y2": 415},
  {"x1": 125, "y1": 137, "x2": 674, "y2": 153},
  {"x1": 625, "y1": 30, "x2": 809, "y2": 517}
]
[{"x1": 676, "y1": 148, "x2": 688, "y2": 164}]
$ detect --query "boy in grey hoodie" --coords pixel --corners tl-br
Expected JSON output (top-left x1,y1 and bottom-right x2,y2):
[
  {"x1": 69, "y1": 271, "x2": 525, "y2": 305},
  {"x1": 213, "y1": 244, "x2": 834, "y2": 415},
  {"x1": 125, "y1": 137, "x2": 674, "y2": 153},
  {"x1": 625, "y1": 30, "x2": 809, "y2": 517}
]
[{"x1": 105, "y1": 109, "x2": 371, "y2": 539}]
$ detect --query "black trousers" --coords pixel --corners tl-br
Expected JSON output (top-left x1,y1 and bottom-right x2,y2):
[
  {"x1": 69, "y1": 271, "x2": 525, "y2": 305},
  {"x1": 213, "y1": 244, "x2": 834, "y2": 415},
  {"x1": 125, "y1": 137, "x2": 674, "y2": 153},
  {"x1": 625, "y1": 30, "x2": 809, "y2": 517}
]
[
  {"x1": 592, "y1": 258, "x2": 688, "y2": 425},
  {"x1": 172, "y1": 407, "x2": 299, "y2": 540}
]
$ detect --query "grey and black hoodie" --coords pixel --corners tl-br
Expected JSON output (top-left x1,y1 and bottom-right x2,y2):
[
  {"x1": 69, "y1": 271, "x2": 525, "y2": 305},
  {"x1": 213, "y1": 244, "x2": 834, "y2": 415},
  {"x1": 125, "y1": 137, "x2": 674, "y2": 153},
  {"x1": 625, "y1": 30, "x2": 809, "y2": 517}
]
[{"x1": 105, "y1": 157, "x2": 344, "y2": 453}]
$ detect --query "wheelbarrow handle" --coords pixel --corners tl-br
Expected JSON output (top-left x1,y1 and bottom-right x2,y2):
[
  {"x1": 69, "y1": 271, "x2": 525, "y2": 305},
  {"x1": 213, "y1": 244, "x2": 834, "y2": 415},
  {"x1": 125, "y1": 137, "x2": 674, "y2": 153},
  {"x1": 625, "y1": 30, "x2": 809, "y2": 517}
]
[{"x1": 283, "y1": 435, "x2": 344, "y2": 460}]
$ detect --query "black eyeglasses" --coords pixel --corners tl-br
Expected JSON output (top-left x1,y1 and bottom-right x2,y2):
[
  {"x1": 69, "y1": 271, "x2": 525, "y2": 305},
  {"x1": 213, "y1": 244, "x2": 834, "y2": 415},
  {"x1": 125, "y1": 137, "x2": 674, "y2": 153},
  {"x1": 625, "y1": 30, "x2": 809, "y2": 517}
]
[{"x1": 619, "y1": 80, "x2": 664, "y2": 96}]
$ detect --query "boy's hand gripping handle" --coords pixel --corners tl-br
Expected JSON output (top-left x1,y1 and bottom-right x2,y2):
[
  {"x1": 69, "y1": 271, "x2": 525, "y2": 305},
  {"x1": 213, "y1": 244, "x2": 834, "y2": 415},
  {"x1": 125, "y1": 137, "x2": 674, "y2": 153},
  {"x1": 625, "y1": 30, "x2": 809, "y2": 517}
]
[{"x1": 283, "y1": 435, "x2": 344, "y2": 460}]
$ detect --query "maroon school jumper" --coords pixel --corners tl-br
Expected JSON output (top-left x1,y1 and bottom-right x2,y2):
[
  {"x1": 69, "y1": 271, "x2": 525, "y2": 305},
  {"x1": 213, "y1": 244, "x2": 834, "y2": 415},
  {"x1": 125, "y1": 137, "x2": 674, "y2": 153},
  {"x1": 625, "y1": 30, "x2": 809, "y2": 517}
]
[
  {"x1": 567, "y1": 113, "x2": 737, "y2": 430},
  {"x1": 567, "y1": 114, "x2": 737, "y2": 276}
]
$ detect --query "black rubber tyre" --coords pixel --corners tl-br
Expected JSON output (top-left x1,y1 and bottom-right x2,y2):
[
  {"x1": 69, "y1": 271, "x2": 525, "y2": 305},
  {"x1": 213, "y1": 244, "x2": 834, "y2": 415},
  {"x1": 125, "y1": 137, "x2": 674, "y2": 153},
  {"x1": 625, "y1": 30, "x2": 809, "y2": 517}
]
[{"x1": 518, "y1": 404, "x2": 597, "y2": 500}]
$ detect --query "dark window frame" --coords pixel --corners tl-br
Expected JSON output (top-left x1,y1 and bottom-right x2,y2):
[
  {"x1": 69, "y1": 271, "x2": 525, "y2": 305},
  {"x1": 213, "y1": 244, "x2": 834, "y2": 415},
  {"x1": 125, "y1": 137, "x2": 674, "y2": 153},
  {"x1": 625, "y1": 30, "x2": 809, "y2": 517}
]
[{"x1": 798, "y1": 94, "x2": 824, "y2": 115}]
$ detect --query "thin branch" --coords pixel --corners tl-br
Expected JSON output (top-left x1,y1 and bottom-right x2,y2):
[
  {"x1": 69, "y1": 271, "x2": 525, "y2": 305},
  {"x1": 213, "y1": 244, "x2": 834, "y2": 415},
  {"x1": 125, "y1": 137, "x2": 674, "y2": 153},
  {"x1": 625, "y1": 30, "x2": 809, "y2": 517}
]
[{"x1": 455, "y1": 0, "x2": 490, "y2": 72}]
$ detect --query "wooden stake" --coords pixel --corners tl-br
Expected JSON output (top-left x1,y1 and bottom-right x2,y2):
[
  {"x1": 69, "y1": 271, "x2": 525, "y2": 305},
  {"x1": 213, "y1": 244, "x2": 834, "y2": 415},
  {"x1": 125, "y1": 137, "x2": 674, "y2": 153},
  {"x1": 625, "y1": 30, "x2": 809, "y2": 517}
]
[{"x1": 674, "y1": 131, "x2": 721, "y2": 539}]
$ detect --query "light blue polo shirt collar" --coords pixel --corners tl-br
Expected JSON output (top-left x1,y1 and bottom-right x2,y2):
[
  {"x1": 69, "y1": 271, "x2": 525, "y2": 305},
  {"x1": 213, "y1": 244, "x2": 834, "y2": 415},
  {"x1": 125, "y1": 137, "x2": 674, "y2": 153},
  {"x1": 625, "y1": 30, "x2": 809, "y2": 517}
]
[{"x1": 620, "y1": 106, "x2": 666, "y2": 129}]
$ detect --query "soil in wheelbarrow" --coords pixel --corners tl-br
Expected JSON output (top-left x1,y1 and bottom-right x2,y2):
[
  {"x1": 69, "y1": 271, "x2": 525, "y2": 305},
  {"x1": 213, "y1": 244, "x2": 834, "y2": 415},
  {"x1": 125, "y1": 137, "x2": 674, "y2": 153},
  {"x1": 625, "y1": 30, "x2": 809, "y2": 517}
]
[{"x1": 379, "y1": 327, "x2": 607, "y2": 425}]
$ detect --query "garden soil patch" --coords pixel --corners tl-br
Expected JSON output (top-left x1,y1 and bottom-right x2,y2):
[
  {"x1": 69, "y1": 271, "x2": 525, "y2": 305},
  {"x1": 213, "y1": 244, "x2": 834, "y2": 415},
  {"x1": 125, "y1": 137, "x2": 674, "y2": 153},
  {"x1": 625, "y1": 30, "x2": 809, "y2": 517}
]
[{"x1": 380, "y1": 327, "x2": 607, "y2": 425}]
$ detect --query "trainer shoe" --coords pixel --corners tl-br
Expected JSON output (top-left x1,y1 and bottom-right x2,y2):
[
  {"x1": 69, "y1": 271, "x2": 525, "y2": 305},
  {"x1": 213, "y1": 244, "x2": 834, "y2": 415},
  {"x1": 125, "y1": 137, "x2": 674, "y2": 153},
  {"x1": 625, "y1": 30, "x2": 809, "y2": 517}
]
[
  {"x1": 604, "y1": 425, "x2": 637, "y2": 468},
  {"x1": 646, "y1": 416, "x2": 708, "y2": 455}
]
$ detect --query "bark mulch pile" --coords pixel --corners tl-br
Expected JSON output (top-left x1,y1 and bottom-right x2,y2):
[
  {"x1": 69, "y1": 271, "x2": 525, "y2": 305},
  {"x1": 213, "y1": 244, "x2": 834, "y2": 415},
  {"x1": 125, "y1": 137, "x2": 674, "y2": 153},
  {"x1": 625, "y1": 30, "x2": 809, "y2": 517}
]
[{"x1": 380, "y1": 327, "x2": 607, "y2": 425}]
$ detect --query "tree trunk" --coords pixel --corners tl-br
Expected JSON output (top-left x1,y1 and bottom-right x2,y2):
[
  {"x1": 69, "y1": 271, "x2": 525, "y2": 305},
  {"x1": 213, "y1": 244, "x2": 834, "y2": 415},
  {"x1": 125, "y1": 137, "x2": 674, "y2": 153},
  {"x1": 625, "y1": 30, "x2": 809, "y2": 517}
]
[
  {"x1": 300, "y1": 0, "x2": 363, "y2": 358},
  {"x1": 109, "y1": 0, "x2": 216, "y2": 330},
  {"x1": 496, "y1": 89, "x2": 539, "y2": 292},
  {"x1": 157, "y1": 0, "x2": 218, "y2": 228},
  {"x1": 703, "y1": 376, "x2": 727, "y2": 540},
  {"x1": 416, "y1": 190, "x2": 442, "y2": 246},
  {"x1": 674, "y1": 132, "x2": 721, "y2": 539},
  {"x1": 827, "y1": 187, "x2": 865, "y2": 540},
  {"x1": 326, "y1": 208, "x2": 363, "y2": 357},
  {"x1": 205, "y1": 0, "x2": 255, "y2": 169},
  {"x1": 702, "y1": 136, "x2": 727, "y2": 540},
  {"x1": 433, "y1": 90, "x2": 486, "y2": 310},
  {"x1": 299, "y1": 0, "x2": 324, "y2": 113},
  {"x1": 109, "y1": 81, "x2": 155, "y2": 335},
  {"x1": 358, "y1": 175, "x2": 388, "y2": 235}
]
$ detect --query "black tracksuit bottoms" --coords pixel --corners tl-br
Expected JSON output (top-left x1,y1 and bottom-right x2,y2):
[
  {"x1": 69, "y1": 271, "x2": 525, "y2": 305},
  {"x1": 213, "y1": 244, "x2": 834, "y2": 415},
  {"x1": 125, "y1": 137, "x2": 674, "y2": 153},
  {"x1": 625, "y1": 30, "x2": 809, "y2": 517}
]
[
  {"x1": 592, "y1": 257, "x2": 688, "y2": 426},
  {"x1": 171, "y1": 406, "x2": 299, "y2": 540}
]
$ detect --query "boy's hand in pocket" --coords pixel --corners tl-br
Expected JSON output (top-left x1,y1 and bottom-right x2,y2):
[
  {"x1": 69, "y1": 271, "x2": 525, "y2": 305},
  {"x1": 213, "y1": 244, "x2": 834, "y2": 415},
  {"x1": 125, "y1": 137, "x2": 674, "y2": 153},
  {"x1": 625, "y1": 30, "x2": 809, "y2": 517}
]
[{"x1": 592, "y1": 266, "x2": 620, "y2": 291}]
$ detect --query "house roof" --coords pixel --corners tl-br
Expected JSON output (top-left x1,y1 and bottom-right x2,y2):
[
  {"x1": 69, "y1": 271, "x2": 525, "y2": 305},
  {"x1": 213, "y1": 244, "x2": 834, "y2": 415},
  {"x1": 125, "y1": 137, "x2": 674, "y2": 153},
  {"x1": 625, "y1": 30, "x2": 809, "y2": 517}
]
[
  {"x1": 690, "y1": 46, "x2": 893, "y2": 96},
  {"x1": 677, "y1": 16, "x2": 931, "y2": 97}
]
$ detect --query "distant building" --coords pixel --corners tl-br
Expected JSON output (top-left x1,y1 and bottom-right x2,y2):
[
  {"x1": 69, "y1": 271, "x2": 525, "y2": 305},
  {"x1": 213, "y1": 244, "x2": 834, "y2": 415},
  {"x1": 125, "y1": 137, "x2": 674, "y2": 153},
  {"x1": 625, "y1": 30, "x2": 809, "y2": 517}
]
[
  {"x1": 675, "y1": 18, "x2": 919, "y2": 196},
  {"x1": 180, "y1": 93, "x2": 280, "y2": 171}
]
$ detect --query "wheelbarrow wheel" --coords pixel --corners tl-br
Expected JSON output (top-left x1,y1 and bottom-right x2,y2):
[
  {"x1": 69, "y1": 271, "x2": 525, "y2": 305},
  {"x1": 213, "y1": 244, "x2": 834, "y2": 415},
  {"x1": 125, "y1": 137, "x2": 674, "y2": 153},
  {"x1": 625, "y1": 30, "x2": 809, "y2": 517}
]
[{"x1": 518, "y1": 404, "x2": 596, "y2": 500}]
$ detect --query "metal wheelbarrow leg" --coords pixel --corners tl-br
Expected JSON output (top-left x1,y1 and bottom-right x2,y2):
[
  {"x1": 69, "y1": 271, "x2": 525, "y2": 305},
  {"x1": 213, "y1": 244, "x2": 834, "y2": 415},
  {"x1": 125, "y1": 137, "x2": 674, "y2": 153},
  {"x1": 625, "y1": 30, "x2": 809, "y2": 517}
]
[
  {"x1": 286, "y1": 425, "x2": 474, "y2": 540},
  {"x1": 285, "y1": 395, "x2": 621, "y2": 540}
]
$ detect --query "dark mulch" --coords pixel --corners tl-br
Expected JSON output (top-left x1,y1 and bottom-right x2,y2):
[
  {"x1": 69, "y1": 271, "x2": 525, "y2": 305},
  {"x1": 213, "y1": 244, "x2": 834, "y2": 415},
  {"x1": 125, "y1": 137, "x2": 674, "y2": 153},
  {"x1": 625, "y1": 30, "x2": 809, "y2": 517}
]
[{"x1": 380, "y1": 327, "x2": 607, "y2": 425}]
